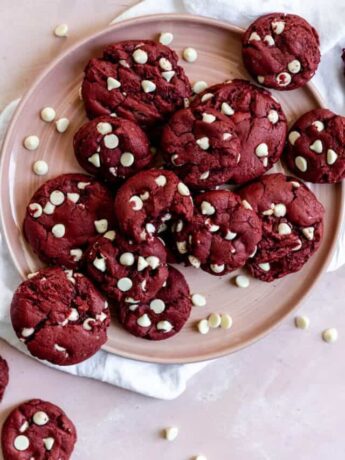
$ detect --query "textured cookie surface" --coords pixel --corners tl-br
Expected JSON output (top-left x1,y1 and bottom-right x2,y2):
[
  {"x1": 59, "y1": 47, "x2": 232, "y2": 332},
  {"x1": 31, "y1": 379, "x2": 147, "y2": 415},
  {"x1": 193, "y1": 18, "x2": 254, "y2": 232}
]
[
  {"x1": 173, "y1": 190, "x2": 262, "y2": 275},
  {"x1": 1, "y1": 399, "x2": 76, "y2": 460},
  {"x1": 82, "y1": 40, "x2": 191, "y2": 130},
  {"x1": 192, "y1": 80, "x2": 287, "y2": 183},
  {"x1": 74, "y1": 115, "x2": 152, "y2": 184},
  {"x1": 285, "y1": 108, "x2": 345, "y2": 183},
  {"x1": 11, "y1": 267, "x2": 110, "y2": 365},
  {"x1": 0, "y1": 356, "x2": 9, "y2": 402},
  {"x1": 85, "y1": 233, "x2": 168, "y2": 303},
  {"x1": 161, "y1": 106, "x2": 241, "y2": 189},
  {"x1": 239, "y1": 173, "x2": 324, "y2": 281},
  {"x1": 23, "y1": 174, "x2": 115, "y2": 269},
  {"x1": 242, "y1": 13, "x2": 320, "y2": 90},
  {"x1": 118, "y1": 266, "x2": 191, "y2": 340},
  {"x1": 114, "y1": 169, "x2": 194, "y2": 242}
]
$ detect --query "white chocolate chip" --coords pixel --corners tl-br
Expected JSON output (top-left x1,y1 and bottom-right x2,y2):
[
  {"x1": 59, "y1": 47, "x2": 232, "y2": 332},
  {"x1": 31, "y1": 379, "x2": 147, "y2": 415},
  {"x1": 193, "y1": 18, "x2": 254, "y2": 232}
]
[
  {"x1": 278, "y1": 222, "x2": 291, "y2": 235},
  {"x1": 208, "y1": 312, "x2": 221, "y2": 328},
  {"x1": 77, "y1": 181, "x2": 90, "y2": 190},
  {"x1": 262, "y1": 208, "x2": 274, "y2": 216},
  {"x1": 159, "y1": 57, "x2": 172, "y2": 71},
  {"x1": 54, "y1": 23, "x2": 68, "y2": 37},
  {"x1": 225, "y1": 230, "x2": 237, "y2": 240},
  {"x1": 104, "y1": 134, "x2": 119, "y2": 149},
  {"x1": 322, "y1": 328, "x2": 338, "y2": 343},
  {"x1": 32, "y1": 160, "x2": 48, "y2": 176},
  {"x1": 197, "y1": 319, "x2": 209, "y2": 334},
  {"x1": 93, "y1": 256, "x2": 106, "y2": 272},
  {"x1": 19, "y1": 421, "x2": 29, "y2": 433},
  {"x1": 141, "y1": 80, "x2": 156, "y2": 93},
  {"x1": 210, "y1": 264, "x2": 224, "y2": 273},
  {"x1": 141, "y1": 279, "x2": 147, "y2": 291},
  {"x1": 220, "y1": 314, "x2": 233, "y2": 330},
  {"x1": 175, "y1": 220, "x2": 184, "y2": 232},
  {"x1": 255, "y1": 143, "x2": 268, "y2": 157},
  {"x1": 129, "y1": 195, "x2": 144, "y2": 212},
  {"x1": 40, "y1": 107, "x2": 56, "y2": 122},
  {"x1": 50, "y1": 190, "x2": 65, "y2": 206},
  {"x1": 94, "y1": 219, "x2": 108, "y2": 234},
  {"x1": 206, "y1": 219, "x2": 219, "y2": 232},
  {"x1": 276, "y1": 72, "x2": 291, "y2": 87},
  {"x1": 96, "y1": 312, "x2": 108, "y2": 322},
  {"x1": 268, "y1": 110, "x2": 279, "y2": 124},
  {"x1": 177, "y1": 182, "x2": 190, "y2": 196},
  {"x1": 192, "y1": 80, "x2": 208, "y2": 94},
  {"x1": 259, "y1": 262, "x2": 270, "y2": 272},
  {"x1": 310, "y1": 139, "x2": 323, "y2": 153},
  {"x1": 54, "y1": 344, "x2": 67, "y2": 353},
  {"x1": 274, "y1": 203, "x2": 286, "y2": 217},
  {"x1": 290, "y1": 181, "x2": 300, "y2": 188},
  {"x1": 257, "y1": 76, "x2": 265, "y2": 84},
  {"x1": 29, "y1": 203, "x2": 42, "y2": 219},
  {"x1": 107, "y1": 77, "x2": 121, "y2": 90},
  {"x1": 43, "y1": 202, "x2": 55, "y2": 215},
  {"x1": 249, "y1": 246, "x2": 257, "y2": 258},
  {"x1": 146, "y1": 256, "x2": 160, "y2": 269},
  {"x1": 162, "y1": 71, "x2": 175, "y2": 82},
  {"x1": 288, "y1": 131, "x2": 301, "y2": 145},
  {"x1": 202, "y1": 113, "x2": 216, "y2": 124},
  {"x1": 327, "y1": 149, "x2": 338, "y2": 165},
  {"x1": 221, "y1": 102, "x2": 235, "y2": 116},
  {"x1": 159, "y1": 32, "x2": 173, "y2": 45},
  {"x1": 302, "y1": 227, "x2": 314, "y2": 240},
  {"x1": 262, "y1": 157, "x2": 268, "y2": 167},
  {"x1": 295, "y1": 315, "x2": 310, "y2": 330},
  {"x1": 55, "y1": 117, "x2": 69, "y2": 133},
  {"x1": 201, "y1": 201, "x2": 215, "y2": 215},
  {"x1": 117, "y1": 277, "x2": 133, "y2": 292},
  {"x1": 272, "y1": 20, "x2": 285, "y2": 34},
  {"x1": 188, "y1": 255, "x2": 201, "y2": 268},
  {"x1": 157, "y1": 321, "x2": 173, "y2": 332},
  {"x1": 133, "y1": 48, "x2": 148, "y2": 64},
  {"x1": 288, "y1": 60, "x2": 301, "y2": 74},
  {"x1": 146, "y1": 223, "x2": 156, "y2": 234},
  {"x1": 223, "y1": 133, "x2": 232, "y2": 141},
  {"x1": 150, "y1": 299, "x2": 165, "y2": 314},
  {"x1": 196, "y1": 137, "x2": 210, "y2": 150},
  {"x1": 119, "y1": 252, "x2": 135, "y2": 266},
  {"x1": 164, "y1": 426, "x2": 179, "y2": 441},
  {"x1": 22, "y1": 327, "x2": 35, "y2": 338},
  {"x1": 235, "y1": 275, "x2": 250, "y2": 288},
  {"x1": 263, "y1": 35, "x2": 275, "y2": 46},
  {"x1": 119, "y1": 59, "x2": 130, "y2": 68},
  {"x1": 52, "y1": 223, "x2": 65, "y2": 238},
  {"x1": 120, "y1": 152, "x2": 134, "y2": 167},
  {"x1": 68, "y1": 308, "x2": 79, "y2": 321},
  {"x1": 97, "y1": 122, "x2": 112, "y2": 135},
  {"x1": 137, "y1": 256, "x2": 149, "y2": 271},
  {"x1": 155, "y1": 175, "x2": 167, "y2": 187},
  {"x1": 67, "y1": 192, "x2": 80, "y2": 203},
  {"x1": 43, "y1": 437, "x2": 55, "y2": 451},
  {"x1": 140, "y1": 191, "x2": 150, "y2": 201},
  {"x1": 242, "y1": 200, "x2": 253, "y2": 210},
  {"x1": 104, "y1": 230, "x2": 116, "y2": 240},
  {"x1": 14, "y1": 435, "x2": 30, "y2": 451},
  {"x1": 249, "y1": 31, "x2": 261, "y2": 41},
  {"x1": 295, "y1": 156, "x2": 307, "y2": 172},
  {"x1": 33, "y1": 411, "x2": 49, "y2": 426},
  {"x1": 183, "y1": 47, "x2": 198, "y2": 62},
  {"x1": 177, "y1": 241, "x2": 187, "y2": 254},
  {"x1": 137, "y1": 314, "x2": 151, "y2": 328},
  {"x1": 201, "y1": 93, "x2": 214, "y2": 102},
  {"x1": 70, "y1": 248, "x2": 83, "y2": 262},
  {"x1": 312, "y1": 120, "x2": 324, "y2": 132},
  {"x1": 200, "y1": 170, "x2": 210, "y2": 180},
  {"x1": 83, "y1": 318, "x2": 96, "y2": 331},
  {"x1": 24, "y1": 135, "x2": 39, "y2": 150},
  {"x1": 191, "y1": 293, "x2": 206, "y2": 307}
]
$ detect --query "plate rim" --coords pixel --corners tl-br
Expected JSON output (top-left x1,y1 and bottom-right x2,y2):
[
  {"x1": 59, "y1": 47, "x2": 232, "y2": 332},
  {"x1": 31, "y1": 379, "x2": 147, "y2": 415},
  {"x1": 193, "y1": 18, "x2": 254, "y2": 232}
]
[{"x1": 1, "y1": 13, "x2": 343, "y2": 364}]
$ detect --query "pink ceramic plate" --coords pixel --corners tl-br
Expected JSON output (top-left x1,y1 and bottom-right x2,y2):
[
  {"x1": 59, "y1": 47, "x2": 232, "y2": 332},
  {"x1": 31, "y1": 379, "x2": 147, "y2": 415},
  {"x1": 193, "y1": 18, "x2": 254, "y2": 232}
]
[{"x1": 1, "y1": 14, "x2": 343, "y2": 364}]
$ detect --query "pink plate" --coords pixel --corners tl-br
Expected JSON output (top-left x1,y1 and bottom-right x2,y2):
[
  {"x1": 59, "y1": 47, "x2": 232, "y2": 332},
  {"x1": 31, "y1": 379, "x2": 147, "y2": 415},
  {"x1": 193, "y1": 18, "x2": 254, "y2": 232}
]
[{"x1": 0, "y1": 14, "x2": 343, "y2": 364}]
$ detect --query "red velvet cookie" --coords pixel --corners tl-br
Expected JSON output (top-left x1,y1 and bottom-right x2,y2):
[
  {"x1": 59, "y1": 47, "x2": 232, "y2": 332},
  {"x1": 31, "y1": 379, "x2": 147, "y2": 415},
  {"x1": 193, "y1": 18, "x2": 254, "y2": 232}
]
[
  {"x1": 11, "y1": 267, "x2": 110, "y2": 365},
  {"x1": 160, "y1": 106, "x2": 241, "y2": 189},
  {"x1": 1, "y1": 399, "x2": 76, "y2": 460},
  {"x1": 84, "y1": 233, "x2": 168, "y2": 304},
  {"x1": 173, "y1": 190, "x2": 262, "y2": 275},
  {"x1": 23, "y1": 174, "x2": 115, "y2": 269},
  {"x1": 81, "y1": 40, "x2": 192, "y2": 131},
  {"x1": 242, "y1": 13, "x2": 320, "y2": 90},
  {"x1": 284, "y1": 108, "x2": 345, "y2": 183},
  {"x1": 73, "y1": 115, "x2": 152, "y2": 184},
  {"x1": 0, "y1": 356, "x2": 9, "y2": 402},
  {"x1": 118, "y1": 266, "x2": 191, "y2": 340},
  {"x1": 114, "y1": 169, "x2": 194, "y2": 242},
  {"x1": 192, "y1": 80, "x2": 287, "y2": 183},
  {"x1": 239, "y1": 173, "x2": 324, "y2": 282}
]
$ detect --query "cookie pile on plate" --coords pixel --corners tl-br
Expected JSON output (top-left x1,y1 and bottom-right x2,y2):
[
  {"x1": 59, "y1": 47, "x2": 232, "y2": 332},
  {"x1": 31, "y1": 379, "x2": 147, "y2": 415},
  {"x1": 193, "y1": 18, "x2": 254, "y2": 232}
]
[{"x1": 11, "y1": 12, "x2": 344, "y2": 373}]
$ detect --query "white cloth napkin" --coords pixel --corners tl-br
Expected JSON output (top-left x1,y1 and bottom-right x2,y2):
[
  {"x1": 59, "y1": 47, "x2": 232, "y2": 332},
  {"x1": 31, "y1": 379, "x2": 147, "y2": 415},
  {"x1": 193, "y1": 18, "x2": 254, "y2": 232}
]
[{"x1": 1, "y1": 0, "x2": 345, "y2": 400}]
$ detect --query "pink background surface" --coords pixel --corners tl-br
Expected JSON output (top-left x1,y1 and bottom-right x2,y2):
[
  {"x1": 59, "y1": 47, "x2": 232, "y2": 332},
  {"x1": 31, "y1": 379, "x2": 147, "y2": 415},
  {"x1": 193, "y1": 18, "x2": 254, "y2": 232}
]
[{"x1": 0, "y1": 1, "x2": 344, "y2": 459}]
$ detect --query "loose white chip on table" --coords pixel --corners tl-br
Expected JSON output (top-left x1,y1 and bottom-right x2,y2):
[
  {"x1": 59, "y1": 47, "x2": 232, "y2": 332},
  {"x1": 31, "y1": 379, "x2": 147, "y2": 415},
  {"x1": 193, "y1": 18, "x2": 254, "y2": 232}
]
[
  {"x1": 54, "y1": 23, "x2": 68, "y2": 37},
  {"x1": 294, "y1": 315, "x2": 310, "y2": 330},
  {"x1": 197, "y1": 319, "x2": 209, "y2": 335},
  {"x1": 322, "y1": 328, "x2": 338, "y2": 343},
  {"x1": 235, "y1": 275, "x2": 250, "y2": 288},
  {"x1": 24, "y1": 135, "x2": 39, "y2": 151},
  {"x1": 183, "y1": 47, "x2": 198, "y2": 62},
  {"x1": 32, "y1": 160, "x2": 48, "y2": 176},
  {"x1": 55, "y1": 117, "x2": 70, "y2": 133},
  {"x1": 164, "y1": 426, "x2": 179, "y2": 441},
  {"x1": 40, "y1": 107, "x2": 56, "y2": 122}
]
